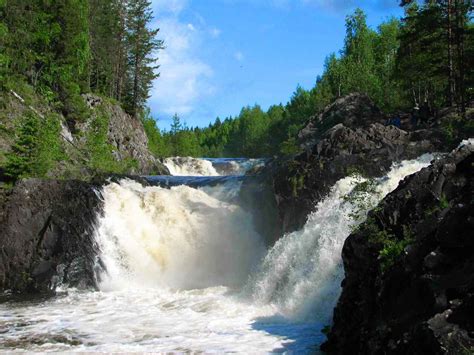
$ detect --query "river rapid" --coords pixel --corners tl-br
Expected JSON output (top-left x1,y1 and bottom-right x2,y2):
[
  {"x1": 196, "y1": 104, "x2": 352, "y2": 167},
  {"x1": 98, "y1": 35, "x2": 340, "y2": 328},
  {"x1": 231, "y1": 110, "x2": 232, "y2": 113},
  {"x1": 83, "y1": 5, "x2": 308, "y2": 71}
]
[{"x1": 0, "y1": 155, "x2": 435, "y2": 352}]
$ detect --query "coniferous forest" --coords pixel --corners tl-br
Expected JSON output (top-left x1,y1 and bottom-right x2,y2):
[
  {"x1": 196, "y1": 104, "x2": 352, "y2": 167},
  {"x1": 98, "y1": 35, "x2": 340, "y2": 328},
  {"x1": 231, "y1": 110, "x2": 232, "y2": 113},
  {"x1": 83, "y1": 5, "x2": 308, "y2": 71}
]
[
  {"x1": 0, "y1": 1, "x2": 473, "y2": 175},
  {"x1": 1, "y1": 2, "x2": 474, "y2": 353}
]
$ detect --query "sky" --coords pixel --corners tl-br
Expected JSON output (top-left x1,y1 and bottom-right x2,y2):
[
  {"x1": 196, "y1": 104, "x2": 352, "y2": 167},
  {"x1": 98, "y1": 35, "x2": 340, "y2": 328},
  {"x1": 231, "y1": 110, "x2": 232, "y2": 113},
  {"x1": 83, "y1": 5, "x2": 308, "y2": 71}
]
[{"x1": 149, "y1": 0, "x2": 404, "y2": 130}]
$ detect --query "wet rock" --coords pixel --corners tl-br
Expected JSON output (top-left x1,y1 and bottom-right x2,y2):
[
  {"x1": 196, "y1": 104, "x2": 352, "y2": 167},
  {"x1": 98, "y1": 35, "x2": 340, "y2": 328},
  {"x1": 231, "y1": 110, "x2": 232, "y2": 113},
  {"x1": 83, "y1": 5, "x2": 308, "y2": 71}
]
[
  {"x1": 0, "y1": 179, "x2": 103, "y2": 293},
  {"x1": 251, "y1": 94, "x2": 448, "y2": 243},
  {"x1": 271, "y1": 122, "x2": 442, "y2": 235},
  {"x1": 322, "y1": 144, "x2": 474, "y2": 354}
]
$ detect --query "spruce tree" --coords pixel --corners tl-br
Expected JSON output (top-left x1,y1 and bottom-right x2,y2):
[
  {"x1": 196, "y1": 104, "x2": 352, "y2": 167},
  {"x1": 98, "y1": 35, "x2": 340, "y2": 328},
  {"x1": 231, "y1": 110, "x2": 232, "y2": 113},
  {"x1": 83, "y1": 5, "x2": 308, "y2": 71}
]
[
  {"x1": 0, "y1": 0, "x2": 7, "y2": 86},
  {"x1": 124, "y1": 0, "x2": 164, "y2": 117}
]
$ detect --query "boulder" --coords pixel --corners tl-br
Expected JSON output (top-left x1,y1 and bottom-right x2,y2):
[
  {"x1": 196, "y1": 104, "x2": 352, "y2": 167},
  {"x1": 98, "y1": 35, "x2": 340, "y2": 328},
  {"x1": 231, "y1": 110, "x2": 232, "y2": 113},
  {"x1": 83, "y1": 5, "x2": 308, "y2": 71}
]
[
  {"x1": 271, "y1": 122, "x2": 443, "y2": 235},
  {"x1": 298, "y1": 93, "x2": 386, "y2": 150},
  {"x1": 246, "y1": 94, "x2": 448, "y2": 244},
  {"x1": 322, "y1": 143, "x2": 474, "y2": 354},
  {"x1": 0, "y1": 179, "x2": 103, "y2": 293}
]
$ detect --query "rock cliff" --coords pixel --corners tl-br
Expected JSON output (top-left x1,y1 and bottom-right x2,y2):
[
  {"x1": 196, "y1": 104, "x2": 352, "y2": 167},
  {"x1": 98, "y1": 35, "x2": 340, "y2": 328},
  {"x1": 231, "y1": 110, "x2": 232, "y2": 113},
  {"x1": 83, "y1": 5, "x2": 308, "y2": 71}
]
[
  {"x1": 0, "y1": 179, "x2": 102, "y2": 293},
  {"x1": 322, "y1": 142, "x2": 474, "y2": 354},
  {"x1": 249, "y1": 94, "x2": 446, "y2": 243},
  {"x1": 79, "y1": 94, "x2": 168, "y2": 175}
]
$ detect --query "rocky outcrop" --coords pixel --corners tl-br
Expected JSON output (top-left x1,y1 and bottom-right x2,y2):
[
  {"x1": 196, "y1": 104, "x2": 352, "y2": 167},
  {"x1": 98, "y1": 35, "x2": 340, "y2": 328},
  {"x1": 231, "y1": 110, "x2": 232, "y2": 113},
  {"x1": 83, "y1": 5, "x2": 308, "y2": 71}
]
[
  {"x1": 78, "y1": 94, "x2": 169, "y2": 175},
  {"x1": 322, "y1": 143, "x2": 474, "y2": 354},
  {"x1": 298, "y1": 93, "x2": 386, "y2": 150},
  {"x1": 0, "y1": 179, "x2": 103, "y2": 293},
  {"x1": 244, "y1": 94, "x2": 448, "y2": 244},
  {"x1": 0, "y1": 90, "x2": 168, "y2": 180},
  {"x1": 274, "y1": 122, "x2": 445, "y2": 236}
]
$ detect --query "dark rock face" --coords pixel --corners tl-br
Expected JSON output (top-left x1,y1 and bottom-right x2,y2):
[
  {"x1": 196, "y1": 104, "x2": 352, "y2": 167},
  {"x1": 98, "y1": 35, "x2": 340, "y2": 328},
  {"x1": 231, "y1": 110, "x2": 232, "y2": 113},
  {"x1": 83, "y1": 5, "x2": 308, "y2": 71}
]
[
  {"x1": 271, "y1": 122, "x2": 443, "y2": 235},
  {"x1": 0, "y1": 179, "x2": 103, "y2": 293},
  {"x1": 322, "y1": 143, "x2": 474, "y2": 354},
  {"x1": 298, "y1": 93, "x2": 386, "y2": 150},
  {"x1": 247, "y1": 94, "x2": 447, "y2": 244}
]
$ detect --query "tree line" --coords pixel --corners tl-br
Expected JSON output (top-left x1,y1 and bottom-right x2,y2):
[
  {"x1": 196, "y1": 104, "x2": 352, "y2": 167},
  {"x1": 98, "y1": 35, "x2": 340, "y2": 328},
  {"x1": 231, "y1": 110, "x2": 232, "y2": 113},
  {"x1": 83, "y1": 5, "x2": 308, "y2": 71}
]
[
  {"x1": 0, "y1": 0, "x2": 161, "y2": 119},
  {"x1": 148, "y1": 1, "x2": 473, "y2": 158},
  {"x1": 1, "y1": 1, "x2": 472, "y2": 164}
]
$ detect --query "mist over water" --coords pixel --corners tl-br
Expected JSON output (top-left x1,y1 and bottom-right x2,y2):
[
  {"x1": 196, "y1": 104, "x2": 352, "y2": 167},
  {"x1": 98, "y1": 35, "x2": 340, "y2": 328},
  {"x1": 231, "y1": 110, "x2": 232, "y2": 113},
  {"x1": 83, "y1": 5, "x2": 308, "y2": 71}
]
[
  {"x1": 96, "y1": 179, "x2": 265, "y2": 290},
  {"x1": 0, "y1": 156, "x2": 434, "y2": 352},
  {"x1": 248, "y1": 154, "x2": 435, "y2": 323}
]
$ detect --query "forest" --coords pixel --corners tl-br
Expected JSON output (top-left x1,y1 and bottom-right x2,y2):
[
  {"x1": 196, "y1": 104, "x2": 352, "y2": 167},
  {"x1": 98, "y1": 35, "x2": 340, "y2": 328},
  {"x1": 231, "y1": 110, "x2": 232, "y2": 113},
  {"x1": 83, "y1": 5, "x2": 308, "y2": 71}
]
[
  {"x1": 163, "y1": 1, "x2": 473, "y2": 158},
  {"x1": 1, "y1": 0, "x2": 473, "y2": 169}
]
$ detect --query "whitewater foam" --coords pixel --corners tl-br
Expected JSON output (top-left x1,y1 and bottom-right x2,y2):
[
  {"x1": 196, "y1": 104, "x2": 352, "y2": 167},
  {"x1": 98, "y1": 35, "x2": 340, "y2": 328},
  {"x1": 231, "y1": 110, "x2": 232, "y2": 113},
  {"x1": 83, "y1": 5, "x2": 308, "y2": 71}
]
[
  {"x1": 0, "y1": 153, "x2": 437, "y2": 352},
  {"x1": 95, "y1": 179, "x2": 265, "y2": 290},
  {"x1": 163, "y1": 157, "x2": 220, "y2": 176},
  {"x1": 248, "y1": 154, "x2": 435, "y2": 322}
]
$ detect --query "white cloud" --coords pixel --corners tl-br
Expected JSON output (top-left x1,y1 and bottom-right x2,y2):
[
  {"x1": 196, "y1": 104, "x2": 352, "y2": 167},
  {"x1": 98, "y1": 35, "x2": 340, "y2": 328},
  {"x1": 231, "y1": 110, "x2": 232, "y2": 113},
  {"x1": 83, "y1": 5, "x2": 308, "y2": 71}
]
[
  {"x1": 150, "y1": 16, "x2": 215, "y2": 117},
  {"x1": 234, "y1": 51, "x2": 244, "y2": 61},
  {"x1": 152, "y1": 0, "x2": 188, "y2": 14},
  {"x1": 209, "y1": 27, "x2": 222, "y2": 38}
]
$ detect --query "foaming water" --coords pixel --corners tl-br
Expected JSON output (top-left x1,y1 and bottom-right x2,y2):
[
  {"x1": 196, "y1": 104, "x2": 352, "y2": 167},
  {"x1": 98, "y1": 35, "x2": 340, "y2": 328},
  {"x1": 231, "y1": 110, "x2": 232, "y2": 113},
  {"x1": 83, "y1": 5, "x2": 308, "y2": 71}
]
[
  {"x1": 206, "y1": 158, "x2": 266, "y2": 175},
  {"x1": 96, "y1": 179, "x2": 265, "y2": 290},
  {"x1": 0, "y1": 154, "x2": 436, "y2": 352},
  {"x1": 163, "y1": 156, "x2": 265, "y2": 176},
  {"x1": 248, "y1": 154, "x2": 435, "y2": 322},
  {"x1": 164, "y1": 157, "x2": 219, "y2": 176}
]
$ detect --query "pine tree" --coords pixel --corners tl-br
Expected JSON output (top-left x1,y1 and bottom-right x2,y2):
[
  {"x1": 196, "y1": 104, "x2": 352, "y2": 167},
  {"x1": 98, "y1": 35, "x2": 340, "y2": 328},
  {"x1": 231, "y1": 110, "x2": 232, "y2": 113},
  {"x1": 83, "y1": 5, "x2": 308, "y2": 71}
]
[
  {"x1": 53, "y1": 0, "x2": 91, "y2": 119},
  {"x1": 89, "y1": 0, "x2": 128, "y2": 101},
  {"x1": 0, "y1": 0, "x2": 8, "y2": 86},
  {"x1": 5, "y1": 113, "x2": 40, "y2": 180},
  {"x1": 170, "y1": 113, "x2": 182, "y2": 134},
  {"x1": 124, "y1": 0, "x2": 164, "y2": 117}
]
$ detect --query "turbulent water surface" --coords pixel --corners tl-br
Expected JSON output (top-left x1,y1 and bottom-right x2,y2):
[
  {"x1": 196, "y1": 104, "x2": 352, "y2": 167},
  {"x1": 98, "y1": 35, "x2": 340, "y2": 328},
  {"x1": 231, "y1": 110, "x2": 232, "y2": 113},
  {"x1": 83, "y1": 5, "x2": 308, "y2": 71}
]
[{"x1": 0, "y1": 156, "x2": 435, "y2": 352}]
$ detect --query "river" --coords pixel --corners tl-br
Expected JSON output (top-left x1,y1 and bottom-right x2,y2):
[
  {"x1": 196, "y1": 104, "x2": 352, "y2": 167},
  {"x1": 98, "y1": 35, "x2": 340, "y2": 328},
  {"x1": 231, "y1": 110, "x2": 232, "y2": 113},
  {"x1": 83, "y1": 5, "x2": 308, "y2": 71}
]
[{"x1": 0, "y1": 155, "x2": 434, "y2": 352}]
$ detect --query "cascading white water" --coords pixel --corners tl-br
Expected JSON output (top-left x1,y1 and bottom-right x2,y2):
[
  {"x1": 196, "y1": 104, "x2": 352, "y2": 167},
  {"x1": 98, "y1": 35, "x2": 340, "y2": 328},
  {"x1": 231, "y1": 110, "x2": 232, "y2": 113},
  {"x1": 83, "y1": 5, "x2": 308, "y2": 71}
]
[
  {"x1": 248, "y1": 154, "x2": 435, "y2": 323},
  {"x1": 208, "y1": 158, "x2": 267, "y2": 175},
  {"x1": 163, "y1": 157, "x2": 266, "y2": 176},
  {"x1": 96, "y1": 179, "x2": 265, "y2": 290},
  {"x1": 163, "y1": 157, "x2": 219, "y2": 176},
  {"x1": 0, "y1": 154, "x2": 436, "y2": 352}
]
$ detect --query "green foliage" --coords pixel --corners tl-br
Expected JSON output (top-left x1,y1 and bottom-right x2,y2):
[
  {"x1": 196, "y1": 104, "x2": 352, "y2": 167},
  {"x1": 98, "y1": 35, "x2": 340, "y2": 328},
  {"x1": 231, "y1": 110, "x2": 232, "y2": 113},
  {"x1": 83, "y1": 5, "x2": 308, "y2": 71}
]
[
  {"x1": 4, "y1": 112, "x2": 64, "y2": 180},
  {"x1": 280, "y1": 137, "x2": 302, "y2": 156},
  {"x1": 289, "y1": 174, "x2": 305, "y2": 197},
  {"x1": 35, "y1": 113, "x2": 65, "y2": 176},
  {"x1": 141, "y1": 109, "x2": 170, "y2": 157},
  {"x1": 362, "y1": 217, "x2": 414, "y2": 272},
  {"x1": 397, "y1": 1, "x2": 472, "y2": 111},
  {"x1": 344, "y1": 176, "x2": 379, "y2": 221},
  {"x1": 441, "y1": 112, "x2": 474, "y2": 144},
  {"x1": 85, "y1": 107, "x2": 124, "y2": 173},
  {"x1": 439, "y1": 193, "x2": 450, "y2": 210},
  {"x1": 378, "y1": 236, "x2": 412, "y2": 272}
]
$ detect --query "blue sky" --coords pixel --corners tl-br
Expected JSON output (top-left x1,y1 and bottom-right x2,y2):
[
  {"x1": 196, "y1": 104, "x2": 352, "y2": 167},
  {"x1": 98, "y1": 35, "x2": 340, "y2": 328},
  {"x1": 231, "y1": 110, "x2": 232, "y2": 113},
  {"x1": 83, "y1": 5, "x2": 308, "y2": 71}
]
[{"x1": 149, "y1": 0, "x2": 403, "y2": 130}]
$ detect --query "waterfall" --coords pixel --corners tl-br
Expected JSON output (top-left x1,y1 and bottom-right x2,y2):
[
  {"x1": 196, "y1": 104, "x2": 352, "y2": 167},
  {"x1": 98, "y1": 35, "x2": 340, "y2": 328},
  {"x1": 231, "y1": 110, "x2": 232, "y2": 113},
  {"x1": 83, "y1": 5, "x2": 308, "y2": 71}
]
[
  {"x1": 163, "y1": 157, "x2": 266, "y2": 176},
  {"x1": 96, "y1": 154, "x2": 435, "y2": 320},
  {"x1": 2, "y1": 154, "x2": 437, "y2": 352},
  {"x1": 247, "y1": 154, "x2": 435, "y2": 323},
  {"x1": 163, "y1": 157, "x2": 220, "y2": 176},
  {"x1": 95, "y1": 179, "x2": 266, "y2": 291}
]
